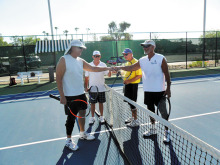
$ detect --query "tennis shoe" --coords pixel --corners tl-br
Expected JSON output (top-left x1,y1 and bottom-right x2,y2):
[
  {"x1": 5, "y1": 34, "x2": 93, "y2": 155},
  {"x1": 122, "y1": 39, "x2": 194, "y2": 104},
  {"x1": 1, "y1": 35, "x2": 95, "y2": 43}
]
[
  {"x1": 89, "y1": 117, "x2": 95, "y2": 125},
  {"x1": 125, "y1": 117, "x2": 134, "y2": 124},
  {"x1": 143, "y1": 124, "x2": 156, "y2": 137},
  {"x1": 99, "y1": 116, "x2": 105, "y2": 124},
  {"x1": 65, "y1": 139, "x2": 79, "y2": 151},
  {"x1": 163, "y1": 130, "x2": 170, "y2": 143},
  {"x1": 80, "y1": 132, "x2": 95, "y2": 140},
  {"x1": 126, "y1": 120, "x2": 140, "y2": 127}
]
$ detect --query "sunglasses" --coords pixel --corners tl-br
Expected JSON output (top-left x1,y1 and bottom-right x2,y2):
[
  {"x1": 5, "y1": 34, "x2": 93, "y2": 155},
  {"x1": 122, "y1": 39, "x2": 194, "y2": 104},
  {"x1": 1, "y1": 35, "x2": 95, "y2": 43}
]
[
  {"x1": 93, "y1": 55, "x2": 101, "y2": 58},
  {"x1": 142, "y1": 45, "x2": 152, "y2": 48},
  {"x1": 123, "y1": 53, "x2": 129, "y2": 56}
]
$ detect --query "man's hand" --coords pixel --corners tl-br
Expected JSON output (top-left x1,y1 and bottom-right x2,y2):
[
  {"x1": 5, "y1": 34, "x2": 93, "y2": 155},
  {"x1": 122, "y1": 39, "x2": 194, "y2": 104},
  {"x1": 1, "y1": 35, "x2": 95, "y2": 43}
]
[
  {"x1": 164, "y1": 88, "x2": 171, "y2": 98},
  {"x1": 111, "y1": 66, "x2": 121, "y2": 72},
  {"x1": 60, "y1": 96, "x2": 67, "y2": 105}
]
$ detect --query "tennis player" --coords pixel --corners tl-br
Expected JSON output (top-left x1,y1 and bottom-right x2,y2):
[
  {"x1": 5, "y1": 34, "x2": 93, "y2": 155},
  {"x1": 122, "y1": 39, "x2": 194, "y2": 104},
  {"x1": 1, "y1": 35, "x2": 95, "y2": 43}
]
[
  {"x1": 84, "y1": 50, "x2": 111, "y2": 124},
  {"x1": 113, "y1": 40, "x2": 171, "y2": 142},
  {"x1": 121, "y1": 48, "x2": 142, "y2": 127},
  {"x1": 56, "y1": 40, "x2": 112, "y2": 151}
]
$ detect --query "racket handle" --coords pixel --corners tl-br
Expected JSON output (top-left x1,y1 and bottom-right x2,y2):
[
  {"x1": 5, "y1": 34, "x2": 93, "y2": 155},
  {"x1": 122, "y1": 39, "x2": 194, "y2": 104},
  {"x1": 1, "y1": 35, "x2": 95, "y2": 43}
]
[{"x1": 49, "y1": 94, "x2": 60, "y2": 101}]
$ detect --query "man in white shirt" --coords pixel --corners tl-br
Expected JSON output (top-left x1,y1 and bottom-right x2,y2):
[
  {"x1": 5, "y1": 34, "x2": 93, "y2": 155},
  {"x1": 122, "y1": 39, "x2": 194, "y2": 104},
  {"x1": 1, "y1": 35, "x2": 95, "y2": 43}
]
[
  {"x1": 112, "y1": 40, "x2": 171, "y2": 142},
  {"x1": 56, "y1": 40, "x2": 112, "y2": 151},
  {"x1": 84, "y1": 50, "x2": 111, "y2": 124}
]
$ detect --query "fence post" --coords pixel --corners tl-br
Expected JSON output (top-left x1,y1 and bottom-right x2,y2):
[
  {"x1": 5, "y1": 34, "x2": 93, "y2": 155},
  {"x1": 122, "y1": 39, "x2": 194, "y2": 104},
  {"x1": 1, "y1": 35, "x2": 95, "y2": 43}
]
[
  {"x1": 215, "y1": 31, "x2": 217, "y2": 67},
  {"x1": 22, "y1": 36, "x2": 29, "y2": 83},
  {"x1": 202, "y1": 32, "x2": 206, "y2": 67},
  {"x1": 186, "y1": 32, "x2": 188, "y2": 69}
]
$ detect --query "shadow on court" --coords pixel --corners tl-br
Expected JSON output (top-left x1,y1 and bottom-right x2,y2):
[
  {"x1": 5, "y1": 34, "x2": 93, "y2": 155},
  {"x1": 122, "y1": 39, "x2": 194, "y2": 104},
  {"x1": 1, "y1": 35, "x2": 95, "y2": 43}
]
[
  {"x1": 123, "y1": 127, "x2": 143, "y2": 165},
  {"x1": 56, "y1": 124, "x2": 101, "y2": 165}
]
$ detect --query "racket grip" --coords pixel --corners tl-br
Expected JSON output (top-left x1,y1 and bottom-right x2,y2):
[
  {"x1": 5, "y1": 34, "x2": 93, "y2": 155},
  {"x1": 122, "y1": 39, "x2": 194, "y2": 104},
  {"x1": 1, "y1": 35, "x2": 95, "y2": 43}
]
[{"x1": 49, "y1": 94, "x2": 60, "y2": 101}]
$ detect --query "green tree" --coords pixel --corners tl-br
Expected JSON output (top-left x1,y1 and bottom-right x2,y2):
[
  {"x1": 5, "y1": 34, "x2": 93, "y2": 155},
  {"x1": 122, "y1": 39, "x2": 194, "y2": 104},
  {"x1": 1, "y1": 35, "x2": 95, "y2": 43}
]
[
  {"x1": 101, "y1": 21, "x2": 132, "y2": 41},
  {"x1": 0, "y1": 36, "x2": 9, "y2": 46},
  {"x1": 199, "y1": 31, "x2": 220, "y2": 59},
  {"x1": 10, "y1": 36, "x2": 39, "y2": 46}
]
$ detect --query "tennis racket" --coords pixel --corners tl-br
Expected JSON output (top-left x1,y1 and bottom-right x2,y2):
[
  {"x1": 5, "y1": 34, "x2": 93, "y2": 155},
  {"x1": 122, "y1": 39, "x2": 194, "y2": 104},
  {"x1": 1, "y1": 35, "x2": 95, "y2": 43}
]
[
  {"x1": 88, "y1": 86, "x2": 99, "y2": 103},
  {"x1": 49, "y1": 94, "x2": 90, "y2": 118},
  {"x1": 156, "y1": 96, "x2": 171, "y2": 120}
]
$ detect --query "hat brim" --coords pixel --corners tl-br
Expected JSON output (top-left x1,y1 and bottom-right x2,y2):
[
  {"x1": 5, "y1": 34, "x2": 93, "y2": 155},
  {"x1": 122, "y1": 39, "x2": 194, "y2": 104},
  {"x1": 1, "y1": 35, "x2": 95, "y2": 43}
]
[
  {"x1": 64, "y1": 45, "x2": 87, "y2": 55},
  {"x1": 140, "y1": 43, "x2": 150, "y2": 46}
]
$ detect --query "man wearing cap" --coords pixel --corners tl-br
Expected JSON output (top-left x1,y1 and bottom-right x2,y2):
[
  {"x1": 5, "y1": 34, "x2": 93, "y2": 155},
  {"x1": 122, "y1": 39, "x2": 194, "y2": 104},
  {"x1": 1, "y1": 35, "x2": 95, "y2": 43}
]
[
  {"x1": 121, "y1": 48, "x2": 142, "y2": 127},
  {"x1": 84, "y1": 50, "x2": 111, "y2": 124},
  {"x1": 56, "y1": 40, "x2": 112, "y2": 151},
  {"x1": 113, "y1": 40, "x2": 171, "y2": 142}
]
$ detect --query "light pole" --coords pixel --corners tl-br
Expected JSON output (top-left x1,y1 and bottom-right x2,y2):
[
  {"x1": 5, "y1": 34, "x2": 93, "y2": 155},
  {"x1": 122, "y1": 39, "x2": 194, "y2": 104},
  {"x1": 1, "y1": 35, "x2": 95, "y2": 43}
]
[
  {"x1": 86, "y1": 28, "x2": 90, "y2": 42},
  {"x1": 202, "y1": 0, "x2": 207, "y2": 67},
  {"x1": 47, "y1": 0, "x2": 56, "y2": 67}
]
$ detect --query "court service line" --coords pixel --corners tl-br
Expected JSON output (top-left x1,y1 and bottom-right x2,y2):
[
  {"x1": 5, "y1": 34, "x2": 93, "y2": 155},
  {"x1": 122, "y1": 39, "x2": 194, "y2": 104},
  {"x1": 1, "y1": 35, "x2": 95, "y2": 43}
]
[
  {"x1": 0, "y1": 110, "x2": 219, "y2": 151},
  {"x1": 0, "y1": 129, "x2": 109, "y2": 151},
  {"x1": 169, "y1": 110, "x2": 220, "y2": 121}
]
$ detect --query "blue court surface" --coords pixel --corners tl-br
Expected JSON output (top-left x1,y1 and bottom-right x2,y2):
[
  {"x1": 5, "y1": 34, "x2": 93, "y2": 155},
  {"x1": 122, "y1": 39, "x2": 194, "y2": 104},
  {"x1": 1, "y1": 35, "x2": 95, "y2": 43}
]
[{"x1": 0, "y1": 74, "x2": 220, "y2": 165}]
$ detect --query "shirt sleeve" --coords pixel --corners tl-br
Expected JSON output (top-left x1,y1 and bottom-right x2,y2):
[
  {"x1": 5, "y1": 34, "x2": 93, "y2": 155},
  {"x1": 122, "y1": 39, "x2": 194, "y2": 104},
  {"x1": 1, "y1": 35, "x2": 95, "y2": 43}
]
[
  {"x1": 102, "y1": 63, "x2": 109, "y2": 75},
  {"x1": 85, "y1": 71, "x2": 89, "y2": 77},
  {"x1": 135, "y1": 68, "x2": 142, "y2": 76}
]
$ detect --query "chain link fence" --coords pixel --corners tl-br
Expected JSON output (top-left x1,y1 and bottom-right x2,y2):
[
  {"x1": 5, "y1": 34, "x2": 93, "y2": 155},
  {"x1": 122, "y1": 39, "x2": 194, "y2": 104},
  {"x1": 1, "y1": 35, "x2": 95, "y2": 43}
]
[{"x1": 0, "y1": 32, "x2": 219, "y2": 82}]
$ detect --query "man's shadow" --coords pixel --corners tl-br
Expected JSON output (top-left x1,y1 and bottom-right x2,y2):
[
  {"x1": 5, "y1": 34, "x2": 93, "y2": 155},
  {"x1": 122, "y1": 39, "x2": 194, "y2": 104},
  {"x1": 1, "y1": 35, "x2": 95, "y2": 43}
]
[
  {"x1": 144, "y1": 134, "x2": 165, "y2": 165},
  {"x1": 123, "y1": 127, "x2": 143, "y2": 165},
  {"x1": 56, "y1": 123, "x2": 101, "y2": 165},
  {"x1": 144, "y1": 134, "x2": 181, "y2": 165},
  {"x1": 168, "y1": 141, "x2": 181, "y2": 165}
]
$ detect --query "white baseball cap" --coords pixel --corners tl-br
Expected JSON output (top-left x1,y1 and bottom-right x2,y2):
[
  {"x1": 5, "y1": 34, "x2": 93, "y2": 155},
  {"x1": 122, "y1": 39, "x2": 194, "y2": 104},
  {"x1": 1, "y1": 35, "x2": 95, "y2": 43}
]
[
  {"x1": 140, "y1": 40, "x2": 156, "y2": 48},
  {"x1": 64, "y1": 40, "x2": 86, "y2": 55},
  {"x1": 93, "y1": 50, "x2": 101, "y2": 56}
]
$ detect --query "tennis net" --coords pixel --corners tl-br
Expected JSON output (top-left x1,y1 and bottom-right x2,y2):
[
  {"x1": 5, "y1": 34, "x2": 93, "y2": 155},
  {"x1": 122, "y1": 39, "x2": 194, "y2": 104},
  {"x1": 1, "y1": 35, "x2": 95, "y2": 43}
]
[{"x1": 102, "y1": 85, "x2": 220, "y2": 165}]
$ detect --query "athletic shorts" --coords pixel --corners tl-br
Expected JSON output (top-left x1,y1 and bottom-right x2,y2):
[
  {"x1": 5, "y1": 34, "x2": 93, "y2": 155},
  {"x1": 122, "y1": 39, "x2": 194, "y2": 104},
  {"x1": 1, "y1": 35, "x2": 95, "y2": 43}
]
[
  {"x1": 124, "y1": 83, "x2": 138, "y2": 109},
  {"x1": 64, "y1": 94, "x2": 87, "y2": 115},
  {"x1": 144, "y1": 91, "x2": 165, "y2": 113},
  {"x1": 89, "y1": 92, "x2": 106, "y2": 104}
]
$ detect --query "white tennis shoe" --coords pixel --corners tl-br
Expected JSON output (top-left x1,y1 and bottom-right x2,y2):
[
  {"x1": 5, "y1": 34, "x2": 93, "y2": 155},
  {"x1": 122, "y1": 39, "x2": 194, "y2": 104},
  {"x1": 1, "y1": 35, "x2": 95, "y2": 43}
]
[
  {"x1": 125, "y1": 117, "x2": 134, "y2": 124},
  {"x1": 99, "y1": 116, "x2": 105, "y2": 124},
  {"x1": 143, "y1": 124, "x2": 156, "y2": 137},
  {"x1": 80, "y1": 132, "x2": 95, "y2": 140},
  {"x1": 65, "y1": 139, "x2": 79, "y2": 151},
  {"x1": 89, "y1": 117, "x2": 96, "y2": 125},
  {"x1": 163, "y1": 130, "x2": 170, "y2": 143},
  {"x1": 126, "y1": 120, "x2": 140, "y2": 127}
]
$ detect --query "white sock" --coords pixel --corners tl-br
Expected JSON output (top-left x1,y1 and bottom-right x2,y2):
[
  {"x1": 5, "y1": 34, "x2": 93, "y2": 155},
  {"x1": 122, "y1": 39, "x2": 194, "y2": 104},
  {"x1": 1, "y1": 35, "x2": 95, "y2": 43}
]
[{"x1": 80, "y1": 132, "x2": 84, "y2": 136}]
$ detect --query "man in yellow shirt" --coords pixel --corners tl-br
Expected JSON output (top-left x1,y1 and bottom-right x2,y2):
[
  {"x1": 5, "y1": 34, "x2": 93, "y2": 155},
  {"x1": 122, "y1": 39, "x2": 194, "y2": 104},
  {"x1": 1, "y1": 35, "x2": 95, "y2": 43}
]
[{"x1": 122, "y1": 48, "x2": 142, "y2": 127}]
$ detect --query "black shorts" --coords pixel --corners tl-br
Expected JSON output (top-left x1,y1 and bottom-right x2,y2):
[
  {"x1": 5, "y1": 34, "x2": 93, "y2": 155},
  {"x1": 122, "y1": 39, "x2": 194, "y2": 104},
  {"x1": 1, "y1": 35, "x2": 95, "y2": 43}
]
[
  {"x1": 89, "y1": 92, "x2": 106, "y2": 104},
  {"x1": 124, "y1": 83, "x2": 138, "y2": 109},
  {"x1": 64, "y1": 94, "x2": 87, "y2": 115},
  {"x1": 144, "y1": 91, "x2": 165, "y2": 113}
]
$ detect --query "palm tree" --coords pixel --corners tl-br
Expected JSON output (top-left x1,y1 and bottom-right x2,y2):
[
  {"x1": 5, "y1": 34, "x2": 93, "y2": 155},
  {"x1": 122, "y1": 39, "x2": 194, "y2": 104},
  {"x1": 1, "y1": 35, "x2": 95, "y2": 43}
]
[
  {"x1": 54, "y1": 27, "x2": 58, "y2": 40},
  {"x1": 42, "y1": 31, "x2": 46, "y2": 39},
  {"x1": 86, "y1": 28, "x2": 90, "y2": 41},
  {"x1": 63, "y1": 30, "x2": 69, "y2": 40},
  {"x1": 75, "y1": 27, "x2": 79, "y2": 39}
]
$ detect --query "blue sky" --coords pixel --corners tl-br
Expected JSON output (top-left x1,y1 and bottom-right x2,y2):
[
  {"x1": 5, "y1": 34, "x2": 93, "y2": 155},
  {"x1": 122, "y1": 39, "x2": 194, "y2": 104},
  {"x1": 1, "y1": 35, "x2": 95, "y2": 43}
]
[{"x1": 0, "y1": 0, "x2": 219, "y2": 37}]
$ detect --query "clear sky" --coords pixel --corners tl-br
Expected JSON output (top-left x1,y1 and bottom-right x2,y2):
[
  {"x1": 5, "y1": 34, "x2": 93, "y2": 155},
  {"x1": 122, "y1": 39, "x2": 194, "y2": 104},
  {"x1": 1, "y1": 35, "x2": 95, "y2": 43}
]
[{"x1": 0, "y1": 0, "x2": 219, "y2": 37}]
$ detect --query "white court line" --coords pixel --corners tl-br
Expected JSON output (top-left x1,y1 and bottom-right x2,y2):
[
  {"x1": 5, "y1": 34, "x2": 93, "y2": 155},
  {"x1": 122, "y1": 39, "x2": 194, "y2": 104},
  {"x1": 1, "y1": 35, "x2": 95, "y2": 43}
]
[
  {"x1": 169, "y1": 111, "x2": 220, "y2": 121},
  {"x1": 0, "y1": 129, "x2": 110, "y2": 151},
  {"x1": 1, "y1": 110, "x2": 220, "y2": 151}
]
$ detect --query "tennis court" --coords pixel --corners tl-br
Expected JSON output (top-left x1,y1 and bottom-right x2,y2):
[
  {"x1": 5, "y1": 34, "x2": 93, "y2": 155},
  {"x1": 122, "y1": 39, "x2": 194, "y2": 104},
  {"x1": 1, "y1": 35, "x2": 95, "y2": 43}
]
[{"x1": 0, "y1": 74, "x2": 220, "y2": 165}]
